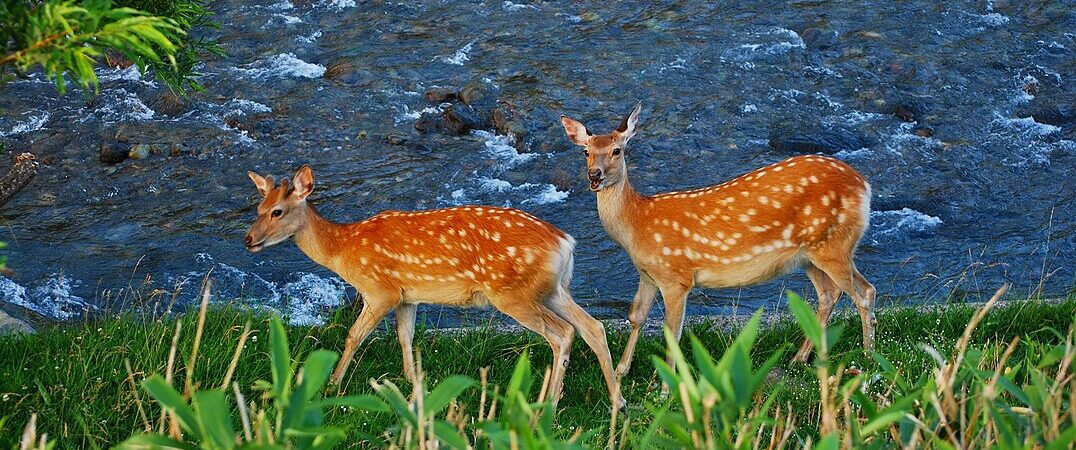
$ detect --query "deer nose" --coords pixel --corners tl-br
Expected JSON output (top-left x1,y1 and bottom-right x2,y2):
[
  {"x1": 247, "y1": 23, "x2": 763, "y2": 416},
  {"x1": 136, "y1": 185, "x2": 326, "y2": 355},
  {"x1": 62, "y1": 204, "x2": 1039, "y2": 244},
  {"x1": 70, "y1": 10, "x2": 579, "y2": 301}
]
[
  {"x1": 244, "y1": 235, "x2": 254, "y2": 247},
  {"x1": 588, "y1": 168, "x2": 604, "y2": 181}
]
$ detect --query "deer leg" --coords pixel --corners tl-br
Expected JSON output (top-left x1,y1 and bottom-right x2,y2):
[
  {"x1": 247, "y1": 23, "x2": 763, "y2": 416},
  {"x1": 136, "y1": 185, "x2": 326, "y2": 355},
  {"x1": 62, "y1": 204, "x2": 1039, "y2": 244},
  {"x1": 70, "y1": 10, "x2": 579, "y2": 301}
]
[
  {"x1": 492, "y1": 293, "x2": 575, "y2": 409},
  {"x1": 616, "y1": 276, "x2": 659, "y2": 378},
  {"x1": 656, "y1": 279, "x2": 693, "y2": 372},
  {"x1": 396, "y1": 303, "x2": 418, "y2": 383},
  {"x1": 794, "y1": 264, "x2": 842, "y2": 362},
  {"x1": 547, "y1": 285, "x2": 625, "y2": 410},
  {"x1": 809, "y1": 255, "x2": 876, "y2": 353},
  {"x1": 330, "y1": 291, "x2": 398, "y2": 385},
  {"x1": 852, "y1": 267, "x2": 877, "y2": 351}
]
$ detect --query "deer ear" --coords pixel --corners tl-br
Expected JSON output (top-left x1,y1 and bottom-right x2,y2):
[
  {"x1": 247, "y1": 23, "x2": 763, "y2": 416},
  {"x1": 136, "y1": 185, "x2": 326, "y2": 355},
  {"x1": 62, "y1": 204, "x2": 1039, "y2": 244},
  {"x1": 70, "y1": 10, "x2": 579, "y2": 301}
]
[
  {"x1": 248, "y1": 171, "x2": 272, "y2": 197},
  {"x1": 292, "y1": 165, "x2": 314, "y2": 201},
  {"x1": 560, "y1": 115, "x2": 591, "y2": 146},
  {"x1": 616, "y1": 102, "x2": 642, "y2": 143}
]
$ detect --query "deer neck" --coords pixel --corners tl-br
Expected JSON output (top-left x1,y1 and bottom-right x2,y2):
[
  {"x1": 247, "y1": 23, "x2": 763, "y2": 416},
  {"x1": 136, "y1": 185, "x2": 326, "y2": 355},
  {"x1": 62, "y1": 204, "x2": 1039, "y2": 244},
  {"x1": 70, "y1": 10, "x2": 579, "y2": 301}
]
[
  {"x1": 595, "y1": 175, "x2": 646, "y2": 248},
  {"x1": 294, "y1": 204, "x2": 345, "y2": 272}
]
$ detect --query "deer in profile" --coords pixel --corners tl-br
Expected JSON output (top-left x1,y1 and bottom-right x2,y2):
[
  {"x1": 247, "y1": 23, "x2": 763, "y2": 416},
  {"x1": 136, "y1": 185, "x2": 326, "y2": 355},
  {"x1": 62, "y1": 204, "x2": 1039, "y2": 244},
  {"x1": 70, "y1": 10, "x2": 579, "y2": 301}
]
[
  {"x1": 560, "y1": 103, "x2": 876, "y2": 375},
  {"x1": 244, "y1": 166, "x2": 624, "y2": 409}
]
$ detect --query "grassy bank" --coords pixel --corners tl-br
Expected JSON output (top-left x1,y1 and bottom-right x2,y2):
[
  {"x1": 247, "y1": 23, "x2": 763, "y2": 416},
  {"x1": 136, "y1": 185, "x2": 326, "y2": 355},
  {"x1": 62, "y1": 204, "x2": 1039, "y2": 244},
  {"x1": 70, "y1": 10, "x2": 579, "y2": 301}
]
[{"x1": 1, "y1": 294, "x2": 1073, "y2": 448}]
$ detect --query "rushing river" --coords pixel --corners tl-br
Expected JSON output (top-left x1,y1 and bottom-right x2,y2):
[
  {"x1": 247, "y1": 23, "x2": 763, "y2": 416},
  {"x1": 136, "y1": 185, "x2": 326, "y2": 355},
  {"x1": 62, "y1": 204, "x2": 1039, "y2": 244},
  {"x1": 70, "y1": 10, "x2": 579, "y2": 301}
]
[{"x1": 0, "y1": 0, "x2": 1073, "y2": 326}]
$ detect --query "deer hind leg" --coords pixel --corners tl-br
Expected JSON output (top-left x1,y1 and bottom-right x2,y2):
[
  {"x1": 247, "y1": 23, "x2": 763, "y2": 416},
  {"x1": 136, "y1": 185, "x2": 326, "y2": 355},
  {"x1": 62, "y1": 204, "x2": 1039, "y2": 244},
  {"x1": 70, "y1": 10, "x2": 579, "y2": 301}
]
[
  {"x1": 330, "y1": 290, "x2": 399, "y2": 385},
  {"x1": 546, "y1": 285, "x2": 625, "y2": 410},
  {"x1": 808, "y1": 253, "x2": 876, "y2": 352},
  {"x1": 491, "y1": 292, "x2": 575, "y2": 409},
  {"x1": 616, "y1": 275, "x2": 659, "y2": 378},
  {"x1": 396, "y1": 303, "x2": 418, "y2": 383},
  {"x1": 794, "y1": 263, "x2": 842, "y2": 362},
  {"x1": 851, "y1": 266, "x2": 877, "y2": 350}
]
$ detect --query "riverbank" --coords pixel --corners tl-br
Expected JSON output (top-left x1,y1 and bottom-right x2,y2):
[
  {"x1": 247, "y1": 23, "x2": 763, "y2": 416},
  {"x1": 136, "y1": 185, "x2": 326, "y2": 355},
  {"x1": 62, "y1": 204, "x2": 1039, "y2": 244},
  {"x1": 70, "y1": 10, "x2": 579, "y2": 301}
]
[{"x1": 1, "y1": 294, "x2": 1073, "y2": 448}]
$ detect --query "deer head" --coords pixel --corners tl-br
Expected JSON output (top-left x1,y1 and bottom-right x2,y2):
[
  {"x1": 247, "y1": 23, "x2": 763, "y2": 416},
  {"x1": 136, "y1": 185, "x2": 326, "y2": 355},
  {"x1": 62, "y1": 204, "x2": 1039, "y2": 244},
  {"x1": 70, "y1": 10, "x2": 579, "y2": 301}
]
[
  {"x1": 244, "y1": 165, "x2": 315, "y2": 252},
  {"x1": 560, "y1": 102, "x2": 641, "y2": 192}
]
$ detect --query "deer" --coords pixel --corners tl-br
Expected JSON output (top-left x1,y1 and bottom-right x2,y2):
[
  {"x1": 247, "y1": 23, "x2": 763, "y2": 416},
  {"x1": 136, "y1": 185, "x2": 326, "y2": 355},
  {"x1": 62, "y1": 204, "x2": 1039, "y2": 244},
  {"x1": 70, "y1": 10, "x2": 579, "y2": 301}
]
[
  {"x1": 560, "y1": 103, "x2": 876, "y2": 376},
  {"x1": 244, "y1": 165, "x2": 624, "y2": 410}
]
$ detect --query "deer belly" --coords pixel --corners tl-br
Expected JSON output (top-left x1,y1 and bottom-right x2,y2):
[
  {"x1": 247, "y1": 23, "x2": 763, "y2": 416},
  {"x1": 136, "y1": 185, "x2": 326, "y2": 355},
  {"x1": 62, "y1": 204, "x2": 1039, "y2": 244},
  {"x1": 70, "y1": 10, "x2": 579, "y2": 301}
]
[
  {"x1": 401, "y1": 280, "x2": 490, "y2": 307},
  {"x1": 694, "y1": 250, "x2": 806, "y2": 288}
]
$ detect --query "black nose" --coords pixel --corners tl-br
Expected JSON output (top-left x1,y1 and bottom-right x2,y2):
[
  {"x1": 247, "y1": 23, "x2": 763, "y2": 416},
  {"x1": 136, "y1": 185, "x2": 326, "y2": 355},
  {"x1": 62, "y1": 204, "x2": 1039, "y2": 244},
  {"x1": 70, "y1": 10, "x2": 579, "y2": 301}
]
[
  {"x1": 244, "y1": 235, "x2": 253, "y2": 247},
  {"x1": 588, "y1": 168, "x2": 603, "y2": 181}
]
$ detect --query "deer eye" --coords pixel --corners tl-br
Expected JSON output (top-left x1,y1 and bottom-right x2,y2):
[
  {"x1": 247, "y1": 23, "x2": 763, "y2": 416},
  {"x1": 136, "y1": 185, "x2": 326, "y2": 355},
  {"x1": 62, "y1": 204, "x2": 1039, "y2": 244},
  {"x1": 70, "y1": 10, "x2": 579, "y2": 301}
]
[
  {"x1": 271, "y1": 209, "x2": 283, "y2": 218},
  {"x1": 612, "y1": 148, "x2": 622, "y2": 156},
  {"x1": 583, "y1": 149, "x2": 590, "y2": 157}
]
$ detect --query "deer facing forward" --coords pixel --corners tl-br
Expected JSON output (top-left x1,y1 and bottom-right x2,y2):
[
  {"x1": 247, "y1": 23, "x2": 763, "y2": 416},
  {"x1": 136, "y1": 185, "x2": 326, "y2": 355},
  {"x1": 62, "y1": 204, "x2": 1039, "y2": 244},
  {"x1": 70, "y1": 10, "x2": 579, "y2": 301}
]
[
  {"x1": 560, "y1": 104, "x2": 876, "y2": 375},
  {"x1": 244, "y1": 166, "x2": 623, "y2": 409}
]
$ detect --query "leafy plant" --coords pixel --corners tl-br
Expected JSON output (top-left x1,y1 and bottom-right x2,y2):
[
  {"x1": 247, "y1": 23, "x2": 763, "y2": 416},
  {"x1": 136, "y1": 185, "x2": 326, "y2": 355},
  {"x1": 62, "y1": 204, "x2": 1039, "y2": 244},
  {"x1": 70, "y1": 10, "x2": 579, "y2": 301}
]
[
  {"x1": 477, "y1": 353, "x2": 591, "y2": 449},
  {"x1": 0, "y1": 0, "x2": 215, "y2": 94},
  {"x1": 637, "y1": 310, "x2": 788, "y2": 449},
  {"x1": 114, "y1": 314, "x2": 387, "y2": 449}
]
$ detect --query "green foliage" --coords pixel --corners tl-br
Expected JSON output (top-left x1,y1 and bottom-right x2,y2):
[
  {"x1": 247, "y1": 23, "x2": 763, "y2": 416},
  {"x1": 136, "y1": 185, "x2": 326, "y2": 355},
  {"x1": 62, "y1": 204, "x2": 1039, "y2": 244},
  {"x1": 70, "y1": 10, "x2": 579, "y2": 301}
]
[
  {"x1": 0, "y1": 0, "x2": 217, "y2": 94},
  {"x1": 1, "y1": 295, "x2": 1074, "y2": 448},
  {"x1": 112, "y1": 0, "x2": 220, "y2": 93},
  {"x1": 636, "y1": 292, "x2": 1076, "y2": 449},
  {"x1": 477, "y1": 353, "x2": 591, "y2": 449},
  {"x1": 640, "y1": 311, "x2": 784, "y2": 448},
  {"x1": 114, "y1": 315, "x2": 385, "y2": 450}
]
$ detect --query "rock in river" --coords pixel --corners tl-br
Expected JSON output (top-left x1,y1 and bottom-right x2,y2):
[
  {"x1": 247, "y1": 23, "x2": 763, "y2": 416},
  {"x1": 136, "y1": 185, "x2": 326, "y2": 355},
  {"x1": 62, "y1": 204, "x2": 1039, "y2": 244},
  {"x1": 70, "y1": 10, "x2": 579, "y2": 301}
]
[
  {"x1": 99, "y1": 140, "x2": 130, "y2": 164},
  {"x1": 425, "y1": 87, "x2": 458, "y2": 103},
  {"x1": 768, "y1": 126, "x2": 869, "y2": 154},
  {"x1": 442, "y1": 104, "x2": 484, "y2": 135}
]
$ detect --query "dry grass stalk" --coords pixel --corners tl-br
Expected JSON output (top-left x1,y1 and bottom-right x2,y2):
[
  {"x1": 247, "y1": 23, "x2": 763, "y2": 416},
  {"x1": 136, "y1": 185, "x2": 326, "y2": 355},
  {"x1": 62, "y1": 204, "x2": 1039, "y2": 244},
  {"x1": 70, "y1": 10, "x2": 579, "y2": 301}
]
[
  {"x1": 233, "y1": 381, "x2": 253, "y2": 442},
  {"x1": 184, "y1": 278, "x2": 213, "y2": 397},
  {"x1": 159, "y1": 319, "x2": 182, "y2": 434},
  {"x1": 123, "y1": 358, "x2": 152, "y2": 432},
  {"x1": 220, "y1": 321, "x2": 252, "y2": 389}
]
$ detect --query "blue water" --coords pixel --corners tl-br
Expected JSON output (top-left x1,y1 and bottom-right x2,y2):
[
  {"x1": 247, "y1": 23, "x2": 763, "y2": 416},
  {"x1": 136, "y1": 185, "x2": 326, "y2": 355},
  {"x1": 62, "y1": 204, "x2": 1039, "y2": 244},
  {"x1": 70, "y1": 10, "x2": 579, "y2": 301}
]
[{"x1": 0, "y1": 0, "x2": 1073, "y2": 326}]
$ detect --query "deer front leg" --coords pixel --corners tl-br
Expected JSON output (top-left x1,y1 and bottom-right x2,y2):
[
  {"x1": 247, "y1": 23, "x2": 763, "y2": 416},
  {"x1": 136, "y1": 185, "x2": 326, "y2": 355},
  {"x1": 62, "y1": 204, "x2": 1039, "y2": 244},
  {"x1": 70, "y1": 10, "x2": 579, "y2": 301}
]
[
  {"x1": 616, "y1": 276, "x2": 659, "y2": 378},
  {"x1": 330, "y1": 291, "x2": 398, "y2": 385},
  {"x1": 657, "y1": 280, "x2": 692, "y2": 372}
]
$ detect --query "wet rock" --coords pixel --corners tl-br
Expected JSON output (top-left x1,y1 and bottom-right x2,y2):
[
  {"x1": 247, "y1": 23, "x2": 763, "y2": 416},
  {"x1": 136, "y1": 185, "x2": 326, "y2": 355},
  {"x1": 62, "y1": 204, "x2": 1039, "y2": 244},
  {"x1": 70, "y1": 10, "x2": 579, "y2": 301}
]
[
  {"x1": 492, "y1": 104, "x2": 528, "y2": 145},
  {"x1": 385, "y1": 134, "x2": 409, "y2": 145},
  {"x1": 0, "y1": 309, "x2": 33, "y2": 335},
  {"x1": 254, "y1": 120, "x2": 275, "y2": 135},
  {"x1": 152, "y1": 92, "x2": 189, "y2": 116},
  {"x1": 128, "y1": 144, "x2": 151, "y2": 160},
  {"x1": 26, "y1": 131, "x2": 71, "y2": 155},
  {"x1": 801, "y1": 27, "x2": 838, "y2": 50},
  {"x1": 459, "y1": 78, "x2": 497, "y2": 109},
  {"x1": 888, "y1": 98, "x2": 928, "y2": 122},
  {"x1": 424, "y1": 87, "x2": 458, "y2": 103},
  {"x1": 442, "y1": 104, "x2": 484, "y2": 135},
  {"x1": 323, "y1": 60, "x2": 356, "y2": 81},
  {"x1": 169, "y1": 142, "x2": 189, "y2": 157},
  {"x1": 103, "y1": 51, "x2": 133, "y2": 69},
  {"x1": 99, "y1": 140, "x2": 130, "y2": 164},
  {"x1": 414, "y1": 111, "x2": 443, "y2": 132},
  {"x1": 912, "y1": 125, "x2": 934, "y2": 138},
  {"x1": 1016, "y1": 95, "x2": 1076, "y2": 132},
  {"x1": 841, "y1": 46, "x2": 866, "y2": 59},
  {"x1": 768, "y1": 126, "x2": 868, "y2": 154}
]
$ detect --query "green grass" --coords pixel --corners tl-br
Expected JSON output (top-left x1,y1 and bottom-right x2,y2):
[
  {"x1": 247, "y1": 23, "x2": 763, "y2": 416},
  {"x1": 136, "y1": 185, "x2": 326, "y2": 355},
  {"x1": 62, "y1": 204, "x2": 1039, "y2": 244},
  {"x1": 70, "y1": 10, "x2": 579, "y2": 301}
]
[{"x1": 1, "y1": 295, "x2": 1073, "y2": 449}]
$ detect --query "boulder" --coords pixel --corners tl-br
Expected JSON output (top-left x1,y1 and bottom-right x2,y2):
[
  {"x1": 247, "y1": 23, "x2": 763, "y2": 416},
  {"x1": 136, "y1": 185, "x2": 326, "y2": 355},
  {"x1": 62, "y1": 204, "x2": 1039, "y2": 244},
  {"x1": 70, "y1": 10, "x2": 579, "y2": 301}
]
[
  {"x1": 414, "y1": 111, "x2": 443, "y2": 133},
  {"x1": 424, "y1": 88, "x2": 458, "y2": 103},
  {"x1": 888, "y1": 98, "x2": 929, "y2": 122},
  {"x1": 442, "y1": 104, "x2": 484, "y2": 135},
  {"x1": 0, "y1": 309, "x2": 33, "y2": 335},
  {"x1": 99, "y1": 140, "x2": 130, "y2": 164},
  {"x1": 459, "y1": 78, "x2": 498, "y2": 111},
  {"x1": 768, "y1": 126, "x2": 869, "y2": 154}
]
